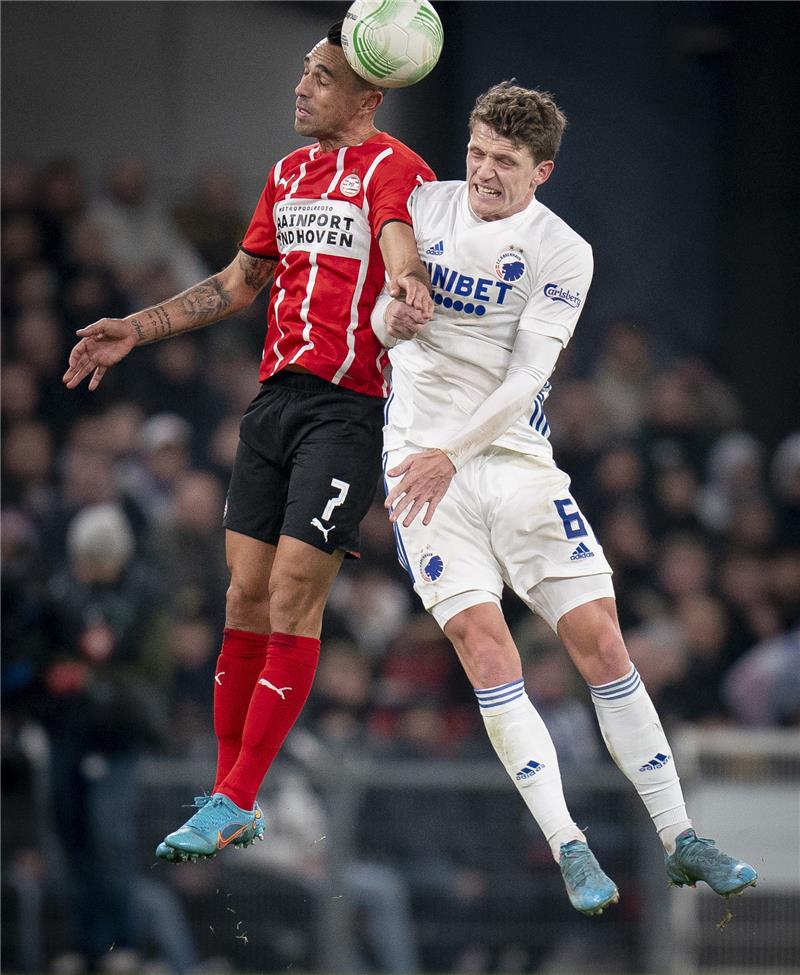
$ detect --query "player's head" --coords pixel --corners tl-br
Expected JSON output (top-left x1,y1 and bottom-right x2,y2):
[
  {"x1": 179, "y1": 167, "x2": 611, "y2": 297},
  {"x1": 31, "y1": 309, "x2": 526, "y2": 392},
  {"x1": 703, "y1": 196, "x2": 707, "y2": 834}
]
[
  {"x1": 466, "y1": 82, "x2": 567, "y2": 221},
  {"x1": 294, "y1": 22, "x2": 384, "y2": 146}
]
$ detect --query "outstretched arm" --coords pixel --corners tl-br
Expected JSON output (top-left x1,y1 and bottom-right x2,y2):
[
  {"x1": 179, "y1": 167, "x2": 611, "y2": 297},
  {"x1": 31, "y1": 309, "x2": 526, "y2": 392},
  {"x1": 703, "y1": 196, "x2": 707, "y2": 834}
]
[
  {"x1": 385, "y1": 331, "x2": 563, "y2": 526},
  {"x1": 62, "y1": 250, "x2": 276, "y2": 391}
]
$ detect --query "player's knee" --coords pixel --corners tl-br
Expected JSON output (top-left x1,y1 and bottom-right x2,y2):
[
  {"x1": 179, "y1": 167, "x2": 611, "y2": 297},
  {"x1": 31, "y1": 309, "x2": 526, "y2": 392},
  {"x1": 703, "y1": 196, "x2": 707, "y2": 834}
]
[
  {"x1": 444, "y1": 607, "x2": 488, "y2": 647},
  {"x1": 467, "y1": 647, "x2": 518, "y2": 688},
  {"x1": 445, "y1": 618, "x2": 516, "y2": 687},
  {"x1": 267, "y1": 571, "x2": 324, "y2": 634},
  {"x1": 589, "y1": 625, "x2": 630, "y2": 683},
  {"x1": 226, "y1": 577, "x2": 270, "y2": 627}
]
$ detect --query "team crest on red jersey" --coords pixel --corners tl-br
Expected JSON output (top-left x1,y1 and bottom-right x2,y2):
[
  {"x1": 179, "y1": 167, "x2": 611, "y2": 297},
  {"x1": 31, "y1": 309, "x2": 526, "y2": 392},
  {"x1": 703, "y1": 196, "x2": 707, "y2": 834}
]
[{"x1": 340, "y1": 173, "x2": 361, "y2": 197}]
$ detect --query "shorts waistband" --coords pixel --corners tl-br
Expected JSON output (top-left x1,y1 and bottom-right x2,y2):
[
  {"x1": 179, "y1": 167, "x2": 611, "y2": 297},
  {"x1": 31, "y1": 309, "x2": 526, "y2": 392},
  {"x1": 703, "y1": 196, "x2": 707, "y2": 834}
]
[
  {"x1": 263, "y1": 370, "x2": 335, "y2": 393},
  {"x1": 262, "y1": 370, "x2": 383, "y2": 401}
]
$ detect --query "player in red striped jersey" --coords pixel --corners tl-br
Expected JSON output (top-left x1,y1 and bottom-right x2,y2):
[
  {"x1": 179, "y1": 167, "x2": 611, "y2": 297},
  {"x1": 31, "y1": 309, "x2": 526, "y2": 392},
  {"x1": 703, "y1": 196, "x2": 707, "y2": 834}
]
[{"x1": 63, "y1": 21, "x2": 435, "y2": 860}]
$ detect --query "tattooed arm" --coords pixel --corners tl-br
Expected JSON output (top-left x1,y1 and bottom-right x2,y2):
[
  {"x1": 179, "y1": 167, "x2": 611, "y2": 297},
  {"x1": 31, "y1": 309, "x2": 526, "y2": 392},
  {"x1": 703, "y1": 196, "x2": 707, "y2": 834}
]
[{"x1": 63, "y1": 251, "x2": 276, "y2": 391}]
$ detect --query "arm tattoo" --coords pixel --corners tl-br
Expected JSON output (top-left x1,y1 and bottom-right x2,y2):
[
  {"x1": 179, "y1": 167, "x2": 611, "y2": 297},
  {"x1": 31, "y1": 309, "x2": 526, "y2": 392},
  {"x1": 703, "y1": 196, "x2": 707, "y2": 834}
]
[
  {"x1": 143, "y1": 305, "x2": 173, "y2": 340},
  {"x1": 131, "y1": 318, "x2": 145, "y2": 342},
  {"x1": 238, "y1": 251, "x2": 275, "y2": 291},
  {"x1": 180, "y1": 277, "x2": 232, "y2": 325}
]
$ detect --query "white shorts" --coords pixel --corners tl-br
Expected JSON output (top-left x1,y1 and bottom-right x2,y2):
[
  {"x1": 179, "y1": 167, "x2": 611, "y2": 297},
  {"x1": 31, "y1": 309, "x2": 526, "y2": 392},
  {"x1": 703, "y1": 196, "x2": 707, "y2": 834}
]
[{"x1": 384, "y1": 445, "x2": 615, "y2": 633}]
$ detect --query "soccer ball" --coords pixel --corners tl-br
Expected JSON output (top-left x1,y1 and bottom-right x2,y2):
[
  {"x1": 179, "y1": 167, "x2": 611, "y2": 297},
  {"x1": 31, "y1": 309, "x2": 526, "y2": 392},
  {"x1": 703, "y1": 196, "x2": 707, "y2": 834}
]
[{"x1": 341, "y1": 0, "x2": 444, "y2": 89}]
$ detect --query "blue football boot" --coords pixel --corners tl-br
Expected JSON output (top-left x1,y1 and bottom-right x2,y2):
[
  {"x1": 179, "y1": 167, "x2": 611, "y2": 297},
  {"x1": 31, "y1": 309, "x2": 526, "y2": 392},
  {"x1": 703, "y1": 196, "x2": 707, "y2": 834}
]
[
  {"x1": 666, "y1": 828, "x2": 757, "y2": 896},
  {"x1": 156, "y1": 793, "x2": 264, "y2": 862},
  {"x1": 559, "y1": 840, "x2": 620, "y2": 916}
]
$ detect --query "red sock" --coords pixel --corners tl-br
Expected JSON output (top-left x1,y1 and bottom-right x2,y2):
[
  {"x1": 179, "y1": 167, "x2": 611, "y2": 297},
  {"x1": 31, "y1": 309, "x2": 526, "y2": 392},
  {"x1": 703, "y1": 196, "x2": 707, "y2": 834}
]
[
  {"x1": 212, "y1": 628, "x2": 269, "y2": 793},
  {"x1": 218, "y1": 632, "x2": 320, "y2": 811}
]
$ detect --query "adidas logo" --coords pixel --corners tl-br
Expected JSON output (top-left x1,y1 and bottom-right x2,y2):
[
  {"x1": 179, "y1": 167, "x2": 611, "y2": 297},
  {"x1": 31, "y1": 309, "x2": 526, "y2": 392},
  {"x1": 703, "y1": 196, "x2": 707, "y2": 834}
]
[
  {"x1": 515, "y1": 759, "x2": 546, "y2": 781},
  {"x1": 639, "y1": 752, "x2": 671, "y2": 772},
  {"x1": 425, "y1": 240, "x2": 444, "y2": 256},
  {"x1": 570, "y1": 542, "x2": 594, "y2": 561}
]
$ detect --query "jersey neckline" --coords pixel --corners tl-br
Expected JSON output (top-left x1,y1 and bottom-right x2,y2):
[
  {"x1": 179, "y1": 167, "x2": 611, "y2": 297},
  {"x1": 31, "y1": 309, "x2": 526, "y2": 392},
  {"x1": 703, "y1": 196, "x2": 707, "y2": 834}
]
[{"x1": 460, "y1": 184, "x2": 542, "y2": 228}]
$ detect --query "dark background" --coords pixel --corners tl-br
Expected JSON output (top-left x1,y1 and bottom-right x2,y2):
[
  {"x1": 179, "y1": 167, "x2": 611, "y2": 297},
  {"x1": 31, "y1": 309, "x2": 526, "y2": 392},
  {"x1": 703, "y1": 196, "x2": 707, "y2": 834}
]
[{"x1": 4, "y1": 0, "x2": 798, "y2": 441}]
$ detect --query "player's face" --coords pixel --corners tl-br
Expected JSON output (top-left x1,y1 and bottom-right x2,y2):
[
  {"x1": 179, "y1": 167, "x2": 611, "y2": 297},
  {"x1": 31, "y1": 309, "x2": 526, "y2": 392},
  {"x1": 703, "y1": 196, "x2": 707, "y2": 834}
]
[
  {"x1": 466, "y1": 122, "x2": 553, "y2": 221},
  {"x1": 294, "y1": 41, "x2": 367, "y2": 143}
]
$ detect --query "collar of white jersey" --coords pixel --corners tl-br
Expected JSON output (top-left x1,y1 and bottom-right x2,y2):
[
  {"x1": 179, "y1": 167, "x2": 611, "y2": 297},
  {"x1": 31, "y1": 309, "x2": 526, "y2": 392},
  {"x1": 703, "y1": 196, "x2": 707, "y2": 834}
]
[{"x1": 461, "y1": 185, "x2": 543, "y2": 226}]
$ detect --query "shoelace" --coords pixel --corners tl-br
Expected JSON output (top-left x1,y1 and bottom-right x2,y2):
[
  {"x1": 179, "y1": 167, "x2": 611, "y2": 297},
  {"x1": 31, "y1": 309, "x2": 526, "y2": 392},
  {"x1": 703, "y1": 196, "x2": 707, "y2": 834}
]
[
  {"x1": 181, "y1": 793, "x2": 212, "y2": 810},
  {"x1": 185, "y1": 795, "x2": 242, "y2": 832},
  {"x1": 562, "y1": 847, "x2": 593, "y2": 888},
  {"x1": 681, "y1": 835, "x2": 734, "y2": 868}
]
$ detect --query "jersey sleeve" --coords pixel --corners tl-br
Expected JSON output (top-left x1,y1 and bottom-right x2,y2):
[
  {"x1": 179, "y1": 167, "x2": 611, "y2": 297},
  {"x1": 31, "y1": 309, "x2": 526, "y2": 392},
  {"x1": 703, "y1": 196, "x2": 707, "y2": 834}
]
[
  {"x1": 518, "y1": 235, "x2": 593, "y2": 347},
  {"x1": 366, "y1": 150, "x2": 435, "y2": 238},
  {"x1": 240, "y1": 166, "x2": 279, "y2": 259}
]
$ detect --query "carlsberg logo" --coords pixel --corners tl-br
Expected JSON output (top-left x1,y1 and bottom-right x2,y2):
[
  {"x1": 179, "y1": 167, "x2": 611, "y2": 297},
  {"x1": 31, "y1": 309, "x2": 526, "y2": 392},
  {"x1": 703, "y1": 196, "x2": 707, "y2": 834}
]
[{"x1": 544, "y1": 283, "x2": 582, "y2": 308}]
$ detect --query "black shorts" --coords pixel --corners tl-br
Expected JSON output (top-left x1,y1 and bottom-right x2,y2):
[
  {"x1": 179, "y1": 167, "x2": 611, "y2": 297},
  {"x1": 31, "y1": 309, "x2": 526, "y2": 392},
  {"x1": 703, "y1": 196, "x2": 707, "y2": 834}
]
[{"x1": 223, "y1": 372, "x2": 385, "y2": 557}]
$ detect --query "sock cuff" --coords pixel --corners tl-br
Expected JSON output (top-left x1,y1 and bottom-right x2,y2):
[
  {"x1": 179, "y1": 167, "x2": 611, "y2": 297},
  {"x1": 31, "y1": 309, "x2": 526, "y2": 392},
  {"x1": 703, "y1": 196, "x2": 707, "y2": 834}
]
[
  {"x1": 222, "y1": 627, "x2": 270, "y2": 657},
  {"x1": 268, "y1": 632, "x2": 321, "y2": 667},
  {"x1": 589, "y1": 665, "x2": 641, "y2": 702},
  {"x1": 475, "y1": 678, "x2": 525, "y2": 714}
]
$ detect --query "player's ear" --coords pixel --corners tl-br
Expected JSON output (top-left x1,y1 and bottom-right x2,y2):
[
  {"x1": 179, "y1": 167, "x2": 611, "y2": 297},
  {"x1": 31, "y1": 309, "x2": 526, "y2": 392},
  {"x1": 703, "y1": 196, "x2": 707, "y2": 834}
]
[
  {"x1": 362, "y1": 87, "x2": 384, "y2": 114},
  {"x1": 533, "y1": 160, "x2": 555, "y2": 187}
]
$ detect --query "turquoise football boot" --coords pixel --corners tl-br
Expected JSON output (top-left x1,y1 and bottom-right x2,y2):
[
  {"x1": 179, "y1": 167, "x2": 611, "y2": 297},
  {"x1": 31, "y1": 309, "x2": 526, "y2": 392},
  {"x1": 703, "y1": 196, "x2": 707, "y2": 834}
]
[
  {"x1": 559, "y1": 840, "x2": 619, "y2": 916},
  {"x1": 156, "y1": 794, "x2": 264, "y2": 862},
  {"x1": 666, "y1": 828, "x2": 757, "y2": 896}
]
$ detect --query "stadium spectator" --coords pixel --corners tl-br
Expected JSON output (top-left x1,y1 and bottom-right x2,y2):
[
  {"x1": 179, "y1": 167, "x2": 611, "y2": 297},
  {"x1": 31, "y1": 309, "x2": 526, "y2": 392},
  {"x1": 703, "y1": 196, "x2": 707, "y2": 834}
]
[
  {"x1": 697, "y1": 430, "x2": 767, "y2": 533},
  {"x1": 723, "y1": 626, "x2": 800, "y2": 727},
  {"x1": 118, "y1": 412, "x2": 194, "y2": 527},
  {"x1": 147, "y1": 468, "x2": 229, "y2": 629},
  {"x1": 89, "y1": 157, "x2": 209, "y2": 291},
  {"x1": 655, "y1": 532, "x2": 714, "y2": 603},
  {"x1": 660, "y1": 593, "x2": 734, "y2": 724},
  {"x1": 639, "y1": 369, "x2": 710, "y2": 476},
  {"x1": 304, "y1": 640, "x2": 373, "y2": 752},
  {"x1": 36, "y1": 157, "x2": 86, "y2": 266},
  {"x1": 172, "y1": 166, "x2": 249, "y2": 273},
  {"x1": 590, "y1": 319, "x2": 654, "y2": 437},
  {"x1": 32, "y1": 503, "x2": 171, "y2": 970}
]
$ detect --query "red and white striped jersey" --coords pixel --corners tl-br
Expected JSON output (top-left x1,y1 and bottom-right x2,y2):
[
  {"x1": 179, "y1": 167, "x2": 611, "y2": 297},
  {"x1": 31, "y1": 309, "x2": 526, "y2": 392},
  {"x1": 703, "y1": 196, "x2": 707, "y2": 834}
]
[{"x1": 241, "y1": 133, "x2": 435, "y2": 398}]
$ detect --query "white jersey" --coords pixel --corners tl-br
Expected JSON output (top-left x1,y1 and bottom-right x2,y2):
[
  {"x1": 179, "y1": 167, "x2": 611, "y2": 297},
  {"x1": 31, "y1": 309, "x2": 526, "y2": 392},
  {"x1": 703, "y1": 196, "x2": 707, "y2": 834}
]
[{"x1": 384, "y1": 180, "x2": 593, "y2": 457}]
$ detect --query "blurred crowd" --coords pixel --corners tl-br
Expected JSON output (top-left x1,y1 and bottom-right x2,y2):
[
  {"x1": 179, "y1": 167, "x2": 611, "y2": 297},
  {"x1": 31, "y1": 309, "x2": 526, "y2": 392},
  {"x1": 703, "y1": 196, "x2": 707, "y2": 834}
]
[{"x1": 2, "y1": 156, "x2": 799, "y2": 974}]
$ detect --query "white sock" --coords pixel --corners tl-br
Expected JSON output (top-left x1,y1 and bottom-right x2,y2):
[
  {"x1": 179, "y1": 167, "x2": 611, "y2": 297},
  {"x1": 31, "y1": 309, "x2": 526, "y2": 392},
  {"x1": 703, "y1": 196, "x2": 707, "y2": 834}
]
[
  {"x1": 477, "y1": 679, "x2": 584, "y2": 861},
  {"x1": 589, "y1": 666, "x2": 691, "y2": 853}
]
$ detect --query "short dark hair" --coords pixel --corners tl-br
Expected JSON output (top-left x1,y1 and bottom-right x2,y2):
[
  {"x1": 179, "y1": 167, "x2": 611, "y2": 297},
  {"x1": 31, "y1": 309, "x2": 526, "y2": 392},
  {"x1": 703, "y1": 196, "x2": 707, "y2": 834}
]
[
  {"x1": 469, "y1": 81, "x2": 568, "y2": 163},
  {"x1": 326, "y1": 19, "x2": 382, "y2": 93},
  {"x1": 327, "y1": 20, "x2": 344, "y2": 46}
]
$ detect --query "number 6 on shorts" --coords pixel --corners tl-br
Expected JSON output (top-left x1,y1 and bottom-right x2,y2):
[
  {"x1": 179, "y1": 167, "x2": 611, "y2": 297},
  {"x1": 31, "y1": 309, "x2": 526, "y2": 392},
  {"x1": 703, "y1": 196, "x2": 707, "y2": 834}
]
[{"x1": 554, "y1": 497, "x2": 588, "y2": 540}]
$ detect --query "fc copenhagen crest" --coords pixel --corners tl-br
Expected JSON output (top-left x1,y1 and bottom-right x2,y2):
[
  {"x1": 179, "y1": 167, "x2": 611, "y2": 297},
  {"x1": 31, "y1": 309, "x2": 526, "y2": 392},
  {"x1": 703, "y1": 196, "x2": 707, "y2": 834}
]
[
  {"x1": 495, "y1": 250, "x2": 526, "y2": 282},
  {"x1": 419, "y1": 551, "x2": 445, "y2": 583}
]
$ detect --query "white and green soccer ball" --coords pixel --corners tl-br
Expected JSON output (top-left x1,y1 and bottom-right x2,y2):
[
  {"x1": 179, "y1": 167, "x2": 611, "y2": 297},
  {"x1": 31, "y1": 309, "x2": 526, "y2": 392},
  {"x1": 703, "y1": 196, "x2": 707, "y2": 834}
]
[{"x1": 341, "y1": 0, "x2": 444, "y2": 89}]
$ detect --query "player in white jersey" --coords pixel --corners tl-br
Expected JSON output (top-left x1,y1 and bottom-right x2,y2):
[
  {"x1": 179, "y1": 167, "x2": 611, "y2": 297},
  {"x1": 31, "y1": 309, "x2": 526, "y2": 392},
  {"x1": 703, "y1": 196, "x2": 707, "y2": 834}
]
[{"x1": 374, "y1": 82, "x2": 757, "y2": 915}]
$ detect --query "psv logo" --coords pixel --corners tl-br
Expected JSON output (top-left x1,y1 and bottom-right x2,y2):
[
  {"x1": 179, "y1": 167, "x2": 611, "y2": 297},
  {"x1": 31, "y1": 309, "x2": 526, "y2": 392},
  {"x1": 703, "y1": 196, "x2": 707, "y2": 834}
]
[{"x1": 340, "y1": 173, "x2": 361, "y2": 197}]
